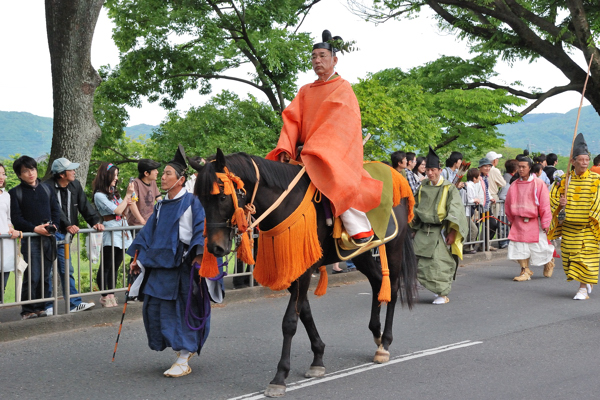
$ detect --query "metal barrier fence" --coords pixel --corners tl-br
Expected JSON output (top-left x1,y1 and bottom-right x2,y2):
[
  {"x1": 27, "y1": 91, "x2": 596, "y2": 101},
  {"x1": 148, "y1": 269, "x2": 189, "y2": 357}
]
[
  {"x1": 462, "y1": 200, "x2": 509, "y2": 251},
  {"x1": 0, "y1": 225, "x2": 265, "y2": 315},
  {"x1": 0, "y1": 200, "x2": 508, "y2": 315}
]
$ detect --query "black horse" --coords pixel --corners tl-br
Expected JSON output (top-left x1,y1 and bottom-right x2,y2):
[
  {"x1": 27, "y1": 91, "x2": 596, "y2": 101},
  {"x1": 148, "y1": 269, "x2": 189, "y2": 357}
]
[{"x1": 196, "y1": 150, "x2": 417, "y2": 397}]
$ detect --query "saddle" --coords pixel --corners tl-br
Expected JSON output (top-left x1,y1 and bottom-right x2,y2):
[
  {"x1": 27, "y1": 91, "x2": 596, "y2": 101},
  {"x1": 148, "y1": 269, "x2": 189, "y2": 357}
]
[{"x1": 333, "y1": 162, "x2": 402, "y2": 260}]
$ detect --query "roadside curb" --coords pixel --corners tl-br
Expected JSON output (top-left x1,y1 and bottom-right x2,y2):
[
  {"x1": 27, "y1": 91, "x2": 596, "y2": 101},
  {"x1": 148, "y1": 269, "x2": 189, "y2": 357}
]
[{"x1": 0, "y1": 250, "x2": 506, "y2": 342}]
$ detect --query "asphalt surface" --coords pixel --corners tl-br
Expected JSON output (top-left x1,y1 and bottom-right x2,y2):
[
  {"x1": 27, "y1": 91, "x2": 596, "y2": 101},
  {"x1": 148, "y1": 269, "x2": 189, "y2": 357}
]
[{"x1": 2, "y1": 252, "x2": 600, "y2": 400}]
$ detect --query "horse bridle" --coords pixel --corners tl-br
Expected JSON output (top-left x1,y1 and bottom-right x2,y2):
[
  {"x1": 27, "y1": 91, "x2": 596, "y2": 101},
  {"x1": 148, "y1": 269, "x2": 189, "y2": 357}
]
[{"x1": 207, "y1": 159, "x2": 306, "y2": 244}]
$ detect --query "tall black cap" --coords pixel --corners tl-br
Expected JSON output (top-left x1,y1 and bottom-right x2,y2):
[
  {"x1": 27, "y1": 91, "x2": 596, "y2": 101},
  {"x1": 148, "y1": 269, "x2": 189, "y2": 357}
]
[
  {"x1": 167, "y1": 144, "x2": 188, "y2": 175},
  {"x1": 137, "y1": 159, "x2": 161, "y2": 175},
  {"x1": 572, "y1": 133, "x2": 589, "y2": 158},
  {"x1": 425, "y1": 145, "x2": 440, "y2": 169},
  {"x1": 312, "y1": 30, "x2": 342, "y2": 54}
]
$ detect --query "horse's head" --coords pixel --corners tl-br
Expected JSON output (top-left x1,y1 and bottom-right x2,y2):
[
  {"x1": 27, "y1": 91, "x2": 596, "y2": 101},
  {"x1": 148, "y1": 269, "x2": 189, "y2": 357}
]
[{"x1": 196, "y1": 149, "x2": 250, "y2": 257}]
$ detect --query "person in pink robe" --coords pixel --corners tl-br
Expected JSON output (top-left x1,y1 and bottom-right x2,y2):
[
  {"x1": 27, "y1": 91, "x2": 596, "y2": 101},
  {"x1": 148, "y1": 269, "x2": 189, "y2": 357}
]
[{"x1": 505, "y1": 154, "x2": 555, "y2": 281}]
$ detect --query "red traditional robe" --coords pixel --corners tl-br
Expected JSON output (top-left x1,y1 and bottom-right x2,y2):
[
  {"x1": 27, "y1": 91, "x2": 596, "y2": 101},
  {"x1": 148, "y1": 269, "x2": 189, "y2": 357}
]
[{"x1": 266, "y1": 76, "x2": 382, "y2": 216}]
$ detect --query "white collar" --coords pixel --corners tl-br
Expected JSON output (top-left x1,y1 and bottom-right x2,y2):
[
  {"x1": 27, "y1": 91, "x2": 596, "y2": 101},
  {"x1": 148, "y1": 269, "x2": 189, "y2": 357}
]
[{"x1": 165, "y1": 187, "x2": 187, "y2": 200}]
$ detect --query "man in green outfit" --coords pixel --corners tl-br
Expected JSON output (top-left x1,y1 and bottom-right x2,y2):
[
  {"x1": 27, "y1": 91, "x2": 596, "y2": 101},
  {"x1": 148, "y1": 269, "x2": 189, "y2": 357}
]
[{"x1": 411, "y1": 146, "x2": 469, "y2": 304}]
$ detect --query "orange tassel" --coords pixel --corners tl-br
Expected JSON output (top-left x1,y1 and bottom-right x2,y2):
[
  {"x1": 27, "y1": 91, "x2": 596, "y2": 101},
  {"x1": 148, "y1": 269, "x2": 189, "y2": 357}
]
[
  {"x1": 237, "y1": 232, "x2": 255, "y2": 265},
  {"x1": 199, "y1": 220, "x2": 220, "y2": 278},
  {"x1": 254, "y1": 184, "x2": 323, "y2": 291},
  {"x1": 314, "y1": 265, "x2": 328, "y2": 296},
  {"x1": 200, "y1": 241, "x2": 220, "y2": 278},
  {"x1": 389, "y1": 167, "x2": 415, "y2": 223},
  {"x1": 233, "y1": 207, "x2": 248, "y2": 231},
  {"x1": 378, "y1": 244, "x2": 391, "y2": 304}
]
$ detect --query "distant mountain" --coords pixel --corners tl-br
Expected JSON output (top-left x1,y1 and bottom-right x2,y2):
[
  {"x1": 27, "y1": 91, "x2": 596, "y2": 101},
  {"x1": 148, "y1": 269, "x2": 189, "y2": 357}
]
[
  {"x1": 0, "y1": 111, "x2": 158, "y2": 159},
  {"x1": 497, "y1": 105, "x2": 600, "y2": 156},
  {"x1": 2, "y1": 106, "x2": 599, "y2": 159}
]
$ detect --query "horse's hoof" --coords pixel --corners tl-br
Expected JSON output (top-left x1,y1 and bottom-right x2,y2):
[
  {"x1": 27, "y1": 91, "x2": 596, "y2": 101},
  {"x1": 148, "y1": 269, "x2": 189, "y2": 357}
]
[
  {"x1": 264, "y1": 384, "x2": 287, "y2": 398},
  {"x1": 374, "y1": 332, "x2": 382, "y2": 347},
  {"x1": 304, "y1": 366, "x2": 325, "y2": 378},
  {"x1": 373, "y1": 345, "x2": 390, "y2": 364}
]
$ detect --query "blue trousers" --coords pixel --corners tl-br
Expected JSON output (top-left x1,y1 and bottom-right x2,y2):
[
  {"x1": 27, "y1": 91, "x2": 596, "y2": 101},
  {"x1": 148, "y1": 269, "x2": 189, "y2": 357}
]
[
  {"x1": 20, "y1": 237, "x2": 52, "y2": 315},
  {"x1": 46, "y1": 232, "x2": 82, "y2": 310}
]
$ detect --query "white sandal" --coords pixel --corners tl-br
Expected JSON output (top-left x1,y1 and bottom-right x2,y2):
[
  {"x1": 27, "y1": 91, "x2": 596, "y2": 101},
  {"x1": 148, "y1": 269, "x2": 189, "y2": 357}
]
[
  {"x1": 164, "y1": 352, "x2": 194, "y2": 377},
  {"x1": 574, "y1": 288, "x2": 589, "y2": 300}
]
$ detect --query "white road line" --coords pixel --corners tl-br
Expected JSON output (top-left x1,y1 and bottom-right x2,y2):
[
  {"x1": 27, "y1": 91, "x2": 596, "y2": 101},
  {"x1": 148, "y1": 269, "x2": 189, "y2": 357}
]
[{"x1": 228, "y1": 340, "x2": 483, "y2": 400}]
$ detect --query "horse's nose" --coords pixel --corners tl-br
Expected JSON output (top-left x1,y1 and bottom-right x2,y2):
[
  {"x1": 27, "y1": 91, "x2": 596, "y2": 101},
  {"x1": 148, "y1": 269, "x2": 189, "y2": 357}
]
[{"x1": 207, "y1": 242, "x2": 228, "y2": 257}]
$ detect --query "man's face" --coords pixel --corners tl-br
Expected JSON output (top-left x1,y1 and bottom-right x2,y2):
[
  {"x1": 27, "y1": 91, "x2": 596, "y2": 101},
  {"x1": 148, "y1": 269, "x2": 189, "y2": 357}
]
[
  {"x1": 161, "y1": 165, "x2": 182, "y2": 191},
  {"x1": 408, "y1": 158, "x2": 417, "y2": 170},
  {"x1": 311, "y1": 49, "x2": 337, "y2": 78},
  {"x1": 479, "y1": 164, "x2": 491, "y2": 176},
  {"x1": 426, "y1": 168, "x2": 441, "y2": 184},
  {"x1": 573, "y1": 155, "x2": 590, "y2": 174},
  {"x1": 19, "y1": 166, "x2": 37, "y2": 186},
  {"x1": 491, "y1": 158, "x2": 499, "y2": 167},
  {"x1": 455, "y1": 159, "x2": 463, "y2": 169},
  {"x1": 145, "y1": 169, "x2": 159, "y2": 181},
  {"x1": 398, "y1": 157, "x2": 407, "y2": 169},
  {"x1": 517, "y1": 162, "x2": 531, "y2": 179},
  {"x1": 61, "y1": 169, "x2": 76, "y2": 183}
]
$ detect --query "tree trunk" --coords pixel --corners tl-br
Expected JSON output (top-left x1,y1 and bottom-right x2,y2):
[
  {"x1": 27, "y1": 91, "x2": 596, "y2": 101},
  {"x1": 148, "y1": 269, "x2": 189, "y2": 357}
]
[{"x1": 45, "y1": 0, "x2": 104, "y2": 188}]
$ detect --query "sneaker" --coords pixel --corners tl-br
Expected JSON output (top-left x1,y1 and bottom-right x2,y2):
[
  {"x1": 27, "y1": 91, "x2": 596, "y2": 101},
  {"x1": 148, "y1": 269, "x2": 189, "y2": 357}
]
[
  {"x1": 46, "y1": 307, "x2": 54, "y2": 316},
  {"x1": 71, "y1": 302, "x2": 95, "y2": 313},
  {"x1": 586, "y1": 284, "x2": 594, "y2": 294},
  {"x1": 432, "y1": 295, "x2": 449, "y2": 304},
  {"x1": 488, "y1": 246, "x2": 498, "y2": 252},
  {"x1": 35, "y1": 310, "x2": 47, "y2": 318},
  {"x1": 21, "y1": 312, "x2": 38, "y2": 320},
  {"x1": 574, "y1": 288, "x2": 589, "y2": 300}
]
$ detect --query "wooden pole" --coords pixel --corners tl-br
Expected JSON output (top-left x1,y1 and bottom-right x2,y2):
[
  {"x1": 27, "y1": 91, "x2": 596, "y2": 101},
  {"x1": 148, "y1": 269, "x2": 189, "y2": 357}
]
[{"x1": 565, "y1": 54, "x2": 594, "y2": 195}]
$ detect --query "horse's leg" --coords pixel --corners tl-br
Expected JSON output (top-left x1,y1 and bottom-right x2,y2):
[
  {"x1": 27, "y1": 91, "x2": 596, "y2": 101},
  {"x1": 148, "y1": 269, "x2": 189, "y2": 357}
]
[
  {"x1": 299, "y1": 290, "x2": 326, "y2": 378},
  {"x1": 353, "y1": 252, "x2": 384, "y2": 349},
  {"x1": 264, "y1": 272, "x2": 312, "y2": 398},
  {"x1": 373, "y1": 239, "x2": 402, "y2": 364}
]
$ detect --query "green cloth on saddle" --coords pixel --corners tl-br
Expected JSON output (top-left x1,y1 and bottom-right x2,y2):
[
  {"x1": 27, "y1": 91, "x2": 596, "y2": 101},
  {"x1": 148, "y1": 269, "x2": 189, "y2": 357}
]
[
  {"x1": 363, "y1": 162, "x2": 394, "y2": 240},
  {"x1": 411, "y1": 178, "x2": 468, "y2": 296}
]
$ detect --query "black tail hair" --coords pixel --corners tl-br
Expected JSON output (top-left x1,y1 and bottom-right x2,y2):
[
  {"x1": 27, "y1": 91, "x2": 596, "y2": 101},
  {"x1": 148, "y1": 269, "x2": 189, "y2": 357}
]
[{"x1": 398, "y1": 234, "x2": 418, "y2": 310}]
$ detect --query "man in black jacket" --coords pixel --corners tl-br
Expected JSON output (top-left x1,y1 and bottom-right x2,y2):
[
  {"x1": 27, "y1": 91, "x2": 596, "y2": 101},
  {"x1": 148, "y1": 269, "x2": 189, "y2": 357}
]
[
  {"x1": 43, "y1": 158, "x2": 104, "y2": 315},
  {"x1": 10, "y1": 156, "x2": 62, "y2": 320}
]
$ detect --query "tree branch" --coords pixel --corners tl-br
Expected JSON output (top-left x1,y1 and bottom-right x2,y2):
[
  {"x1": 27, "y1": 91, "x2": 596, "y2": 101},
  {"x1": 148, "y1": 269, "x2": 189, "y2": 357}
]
[{"x1": 167, "y1": 72, "x2": 265, "y2": 91}]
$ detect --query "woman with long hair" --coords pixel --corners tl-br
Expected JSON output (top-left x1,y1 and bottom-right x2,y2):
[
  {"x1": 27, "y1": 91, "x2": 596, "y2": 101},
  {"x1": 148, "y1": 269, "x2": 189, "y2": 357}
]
[{"x1": 92, "y1": 162, "x2": 134, "y2": 307}]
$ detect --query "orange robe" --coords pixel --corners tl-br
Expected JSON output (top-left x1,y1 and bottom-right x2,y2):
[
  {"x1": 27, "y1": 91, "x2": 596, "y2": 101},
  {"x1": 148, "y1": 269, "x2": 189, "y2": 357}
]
[{"x1": 266, "y1": 76, "x2": 382, "y2": 216}]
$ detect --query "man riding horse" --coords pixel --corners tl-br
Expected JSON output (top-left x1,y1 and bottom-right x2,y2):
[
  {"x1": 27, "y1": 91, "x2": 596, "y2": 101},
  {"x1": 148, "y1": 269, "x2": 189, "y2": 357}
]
[{"x1": 266, "y1": 30, "x2": 382, "y2": 245}]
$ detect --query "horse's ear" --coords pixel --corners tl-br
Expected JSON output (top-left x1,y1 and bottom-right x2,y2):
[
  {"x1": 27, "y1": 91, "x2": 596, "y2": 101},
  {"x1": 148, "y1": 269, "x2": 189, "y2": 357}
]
[{"x1": 215, "y1": 148, "x2": 226, "y2": 172}]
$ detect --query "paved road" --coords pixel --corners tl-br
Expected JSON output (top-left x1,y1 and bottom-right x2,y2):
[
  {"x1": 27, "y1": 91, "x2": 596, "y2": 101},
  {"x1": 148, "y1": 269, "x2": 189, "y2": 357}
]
[{"x1": 1, "y1": 256, "x2": 600, "y2": 400}]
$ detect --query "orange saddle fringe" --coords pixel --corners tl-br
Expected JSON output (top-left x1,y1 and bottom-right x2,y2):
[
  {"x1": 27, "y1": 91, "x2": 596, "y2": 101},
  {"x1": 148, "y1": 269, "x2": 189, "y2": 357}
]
[{"x1": 254, "y1": 183, "x2": 323, "y2": 292}]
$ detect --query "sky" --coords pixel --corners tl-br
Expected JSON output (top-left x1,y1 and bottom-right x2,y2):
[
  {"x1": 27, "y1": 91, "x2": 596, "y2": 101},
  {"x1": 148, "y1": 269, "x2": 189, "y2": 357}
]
[{"x1": 0, "y1": 1, "x2": 590, "y2": 127}]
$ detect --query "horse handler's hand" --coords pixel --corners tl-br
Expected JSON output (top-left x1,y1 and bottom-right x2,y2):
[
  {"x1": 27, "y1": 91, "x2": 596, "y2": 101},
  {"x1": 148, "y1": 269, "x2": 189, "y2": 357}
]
[
  {"x1": 193, "y1": 255, "x2": 203, "y2": 267},
  {"x1": 130, "y1": 260, "x2": 141, "y2": 275},
  {"x1": 445, "y1": 230, "x2": 457, "y2": 246}
]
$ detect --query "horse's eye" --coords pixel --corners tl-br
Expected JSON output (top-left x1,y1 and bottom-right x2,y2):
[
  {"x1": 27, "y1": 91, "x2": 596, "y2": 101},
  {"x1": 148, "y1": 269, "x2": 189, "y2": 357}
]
[{"x1": 220, "y1": 195, "x2": 227, "y2": 201}]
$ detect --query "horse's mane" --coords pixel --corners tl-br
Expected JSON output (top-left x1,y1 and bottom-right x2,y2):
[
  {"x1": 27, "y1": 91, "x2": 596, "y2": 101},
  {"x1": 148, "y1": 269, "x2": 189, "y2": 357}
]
[{"x1": 196, "y1": 152, "x2": 307, "y2": 201}]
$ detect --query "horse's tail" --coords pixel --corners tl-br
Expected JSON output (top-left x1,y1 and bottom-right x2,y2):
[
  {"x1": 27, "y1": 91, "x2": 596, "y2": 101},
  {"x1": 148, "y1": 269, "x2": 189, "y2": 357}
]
[{"x1": 398, "y1": 233, "x2": 418, "y2": 310}]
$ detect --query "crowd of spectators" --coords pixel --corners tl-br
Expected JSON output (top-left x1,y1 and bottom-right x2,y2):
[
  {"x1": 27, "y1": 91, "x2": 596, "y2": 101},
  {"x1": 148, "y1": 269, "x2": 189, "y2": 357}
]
[{"x1": 0, "y1": 155, "x2": 162, "y2": 320}]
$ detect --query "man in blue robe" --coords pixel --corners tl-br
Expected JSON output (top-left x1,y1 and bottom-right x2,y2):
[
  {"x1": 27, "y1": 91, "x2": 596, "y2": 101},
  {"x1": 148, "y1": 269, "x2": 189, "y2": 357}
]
[{"x1": 128, "y1": 145, "x2": 223, "y2": 377}]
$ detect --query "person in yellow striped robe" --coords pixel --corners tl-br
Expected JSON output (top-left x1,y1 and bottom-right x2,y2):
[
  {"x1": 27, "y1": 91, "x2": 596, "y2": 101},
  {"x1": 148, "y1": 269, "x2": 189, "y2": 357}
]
[{"x1": 549, "y1": 133, "x2": 600, "y2": 300}]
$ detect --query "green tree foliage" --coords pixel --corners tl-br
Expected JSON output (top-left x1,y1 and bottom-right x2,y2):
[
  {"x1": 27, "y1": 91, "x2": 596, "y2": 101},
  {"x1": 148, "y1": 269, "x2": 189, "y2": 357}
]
[
  {"x1": 351, "y1": 0, "x2": 600, "y2": 117},
  {"x1": 103, "y1": 0, "x2": 318, "y2": 116},
  {"x1": 354, "y1": 55, "x2": 526, "y2": 159},
  {"x1": 151, "y1": 91, "x2": 281, "y2": 159}
]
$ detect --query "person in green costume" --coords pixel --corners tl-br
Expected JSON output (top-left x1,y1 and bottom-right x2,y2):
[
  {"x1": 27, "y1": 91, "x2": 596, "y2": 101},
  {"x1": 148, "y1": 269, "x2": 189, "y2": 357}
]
[{"x1": 411, "y1": 146, "x2": 469, "y2": 304}]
